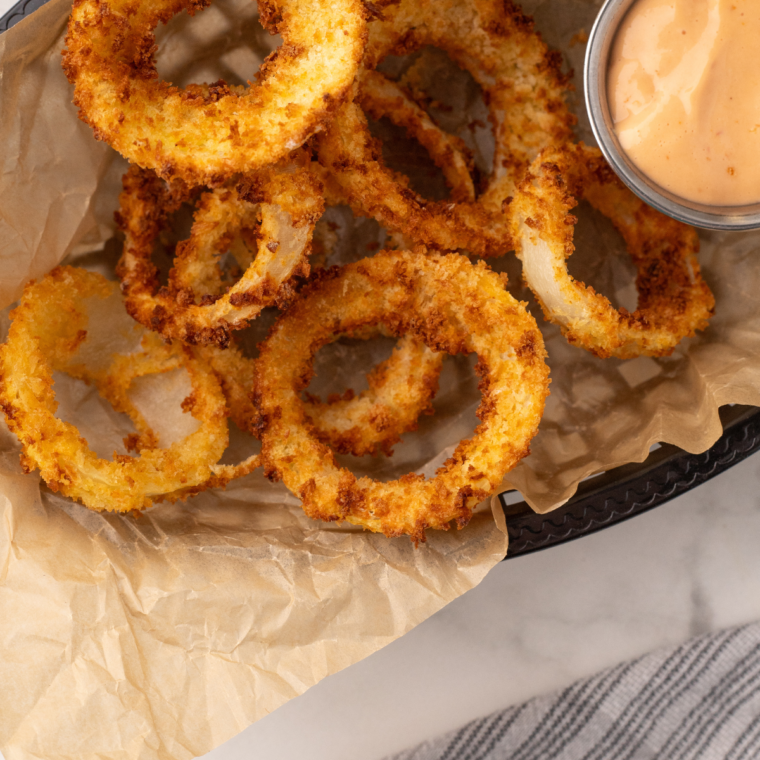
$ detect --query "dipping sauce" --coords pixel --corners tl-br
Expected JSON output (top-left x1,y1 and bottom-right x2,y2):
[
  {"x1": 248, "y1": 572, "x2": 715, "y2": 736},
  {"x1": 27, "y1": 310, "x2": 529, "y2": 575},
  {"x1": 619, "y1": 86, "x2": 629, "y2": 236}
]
[{"x1": 607, "y1": 0, "x2": 760, "y2": 207}]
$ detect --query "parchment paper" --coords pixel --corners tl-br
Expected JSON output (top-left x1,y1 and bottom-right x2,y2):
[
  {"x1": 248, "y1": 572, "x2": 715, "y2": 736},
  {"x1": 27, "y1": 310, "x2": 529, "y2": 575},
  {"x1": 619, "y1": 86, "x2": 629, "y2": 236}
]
[
  {"x1": 1, "y1": 0, "x2": 760, "y2": 758},
  {"x1": 0, "y1": 4, "x2": 508, "y2": 759}
]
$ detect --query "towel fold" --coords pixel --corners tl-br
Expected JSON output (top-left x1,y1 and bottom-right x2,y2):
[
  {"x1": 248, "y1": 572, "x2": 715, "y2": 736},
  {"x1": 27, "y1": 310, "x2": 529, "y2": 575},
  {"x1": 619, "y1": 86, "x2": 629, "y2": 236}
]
[{"x1": 387, "y1": 622, "x2": 760, "y2": 760}]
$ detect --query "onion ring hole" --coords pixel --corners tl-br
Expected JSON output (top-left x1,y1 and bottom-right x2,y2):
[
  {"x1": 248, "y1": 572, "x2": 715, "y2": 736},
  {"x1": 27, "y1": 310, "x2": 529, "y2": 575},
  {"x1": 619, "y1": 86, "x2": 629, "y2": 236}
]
[{"x1": 154, "y1": 0, "x2": 282, "y2": 90}]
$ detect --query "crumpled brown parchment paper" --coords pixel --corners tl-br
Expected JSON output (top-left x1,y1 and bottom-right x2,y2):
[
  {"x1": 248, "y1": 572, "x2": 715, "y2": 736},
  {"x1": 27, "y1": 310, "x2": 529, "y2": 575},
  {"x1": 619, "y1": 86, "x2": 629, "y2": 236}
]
[
  {"x1": 1, "y1": 0, "x2": 760, "y2": 757},
  {"x1": 0, "y1": 3, "x2": 508, "y2": 759}
]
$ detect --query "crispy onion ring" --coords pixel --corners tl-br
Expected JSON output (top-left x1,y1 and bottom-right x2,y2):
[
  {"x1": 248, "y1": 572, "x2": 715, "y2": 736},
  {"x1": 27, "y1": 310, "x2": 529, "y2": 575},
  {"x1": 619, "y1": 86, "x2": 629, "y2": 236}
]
[
  {"x1": 357, "y1": 69, "x2": 476, "y2": 203},
  {"x1": 254, "y1": 249, "x2": 549, "y2": 543},
  {"x1": 116, "y1": 155, "x2": 323, "y2": 348},
  {"x1": 62, "y1": 0, "x2": 369, "y2": 185},
  {"x1": 199, "y1": 331, "x2": 443, "y2": 457},
  {"x1": 511, "y1": 144, "x2": 716, "y2": 359},
  {"x1": 69, "y1": 333, "x2": 260, "y2": 502},
  {"x1": 0, "y1": 267, "x2": 230, "y2": 513},
  {"x1": 316, "y1": 0, "x2": 575, "y2": 257},
  {"x1": 315, "y1": 68, "x2": 476, "y2": 214}
]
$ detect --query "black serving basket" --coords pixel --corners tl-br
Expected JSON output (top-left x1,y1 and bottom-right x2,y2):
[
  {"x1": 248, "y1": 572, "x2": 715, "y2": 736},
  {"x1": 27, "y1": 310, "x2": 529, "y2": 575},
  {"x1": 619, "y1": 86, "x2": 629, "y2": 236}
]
[
  {"x1": 502, "y1": 405, "x2": 760, "y2": 557},
  {"x1": 1, "y1": 0, "x2": 45, "y2": 27},
  {"x1": 4, "y1": 0, "x2": 760, "y2": 559}
]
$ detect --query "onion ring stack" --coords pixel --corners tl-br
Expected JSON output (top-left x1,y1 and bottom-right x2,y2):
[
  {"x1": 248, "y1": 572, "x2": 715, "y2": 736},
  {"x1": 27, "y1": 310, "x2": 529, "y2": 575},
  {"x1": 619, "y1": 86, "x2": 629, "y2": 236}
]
[{"x1": 0, "y1": 0, "x2": 716, "y2": 538}]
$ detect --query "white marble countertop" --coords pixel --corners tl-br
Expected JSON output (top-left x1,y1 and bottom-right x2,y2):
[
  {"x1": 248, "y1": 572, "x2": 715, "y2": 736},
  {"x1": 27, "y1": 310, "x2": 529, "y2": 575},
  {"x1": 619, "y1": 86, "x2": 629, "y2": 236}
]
[{"x1": 2, "y1": 2, "x2": 760, "y2": 759}]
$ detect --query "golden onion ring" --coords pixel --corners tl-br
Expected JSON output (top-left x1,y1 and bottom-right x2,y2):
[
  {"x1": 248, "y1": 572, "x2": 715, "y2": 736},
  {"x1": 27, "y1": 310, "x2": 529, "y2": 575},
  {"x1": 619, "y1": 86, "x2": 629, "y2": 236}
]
[
  {"x1": 62, "y1": 0, "x2": 369, "y2": 185},
  {"x1": 116, "y1": 155, "x2": 323, "y2": 348},
  {"x1": 316, "y1": 0, "x2": 576, "y2": 257},
  {"x1": 314, "y1": 68, "x2": 476, "y2": 219},
  {"x1": 0, "y1": 267, "x2": 230, "y2": 513},
  {"x1": 511, "y1": 144, "x2": 716, "y2": 359},
  {"x1": 70, "y1": 334, "x2": 260, "y2": 503},
  {"x1": 254, "y1": 249, "x2": 550, "y2": 543}
]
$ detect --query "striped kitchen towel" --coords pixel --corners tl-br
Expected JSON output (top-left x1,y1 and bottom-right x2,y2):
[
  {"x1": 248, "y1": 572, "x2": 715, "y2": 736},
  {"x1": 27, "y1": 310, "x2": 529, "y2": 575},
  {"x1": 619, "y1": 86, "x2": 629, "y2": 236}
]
[{"x1": 387, "y1": 622, "x2": 760, "y2": 760}]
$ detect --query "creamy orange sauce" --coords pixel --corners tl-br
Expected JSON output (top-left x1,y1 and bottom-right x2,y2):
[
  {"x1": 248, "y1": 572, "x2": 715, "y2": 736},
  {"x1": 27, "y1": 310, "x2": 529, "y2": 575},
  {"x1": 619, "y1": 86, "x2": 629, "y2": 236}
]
[{"x1": 607, "y1": 0, "x2": 760, "y2": 206}]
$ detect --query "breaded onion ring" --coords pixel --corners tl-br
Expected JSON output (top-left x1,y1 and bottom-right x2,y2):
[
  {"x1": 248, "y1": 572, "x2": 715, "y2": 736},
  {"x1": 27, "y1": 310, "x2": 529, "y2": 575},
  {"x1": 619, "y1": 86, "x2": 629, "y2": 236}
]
[
  {"x1": 0, "y1": 267, "x2": 230, "y2": 513},
  {"x1": 511, "y1": 144, "x2": 715, "y2": 359},
  {"x1": 314, "y1": 68, "x2": 476, "y2": 216},
  {"x1": 62, "y1": 0, "x2": 369, "y2": 185},
  {"x1": 357, "y1": 69, "x2": 476, "y2": 204},
  {"x1": 316, "y1": 0, "x2": 575, "y2": 257},
  {"x1": 116, "y1": 156, "x2": 323, "y2": 348},
  {"x1": 254, "y1": 249, "x2": 550, "y2": 542},
  {"x1": 198, "y1": 331, "x2": 443, "y2": 457},
  {"x1": 69, "y1": 333, "x2": 260, "y2": 502}
]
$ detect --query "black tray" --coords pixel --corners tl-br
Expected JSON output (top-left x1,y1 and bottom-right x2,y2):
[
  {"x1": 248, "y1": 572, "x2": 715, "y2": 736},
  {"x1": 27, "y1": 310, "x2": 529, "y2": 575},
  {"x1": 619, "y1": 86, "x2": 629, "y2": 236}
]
[
  {"x1": 502, "y1": 405, "x2": 760, "y2": 557},
  {"x1": 1, "y1": 0, "x2": 46, "y2": 28},
  {"x1": 4, "y1": 0, "x2": 760, "y2": 559}
]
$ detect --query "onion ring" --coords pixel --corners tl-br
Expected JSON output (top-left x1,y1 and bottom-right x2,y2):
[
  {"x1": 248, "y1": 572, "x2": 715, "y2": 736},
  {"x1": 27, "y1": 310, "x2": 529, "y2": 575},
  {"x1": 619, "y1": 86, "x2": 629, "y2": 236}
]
[
  {"x1": 96, "y1": 336, "x2": 261, "y2": 501},
  {"x1": 116, "y1": 154, "x2": 323, "y2": 348},
  {"x1": 511, "y1": 143, "x2": 716, "y2": 359},
  {"x1": 62, "y1": 0, "x2": 369, "y2": 185},
  {"x1": 198, "y1": 330, "x2": 443, "y2": 457},
  {"x1": 0, "y1": 267, "x2": 230, "y2": 513},
  {"x1": 315, "y1": 0, "x2": 576, "y2": 257},
  {"x1": 314, "y1": 67, "x2": 477, "y2": 224},
  {"x1": 356, "y1": 69, "x2": 476, "y2": 203},
  {"x1": 70, "y1": 333, "x2": 260, "y2": 502},
  {"x1": 254, "y1": 249, "x2": 550, "y2": 543}
]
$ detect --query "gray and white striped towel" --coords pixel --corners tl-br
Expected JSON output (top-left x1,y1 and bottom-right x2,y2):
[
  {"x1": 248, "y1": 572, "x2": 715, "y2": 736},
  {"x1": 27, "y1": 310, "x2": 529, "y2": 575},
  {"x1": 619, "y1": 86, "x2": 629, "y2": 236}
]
[{"x1": 387, "y1": 623, "x2": 760, "y2": 760}]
